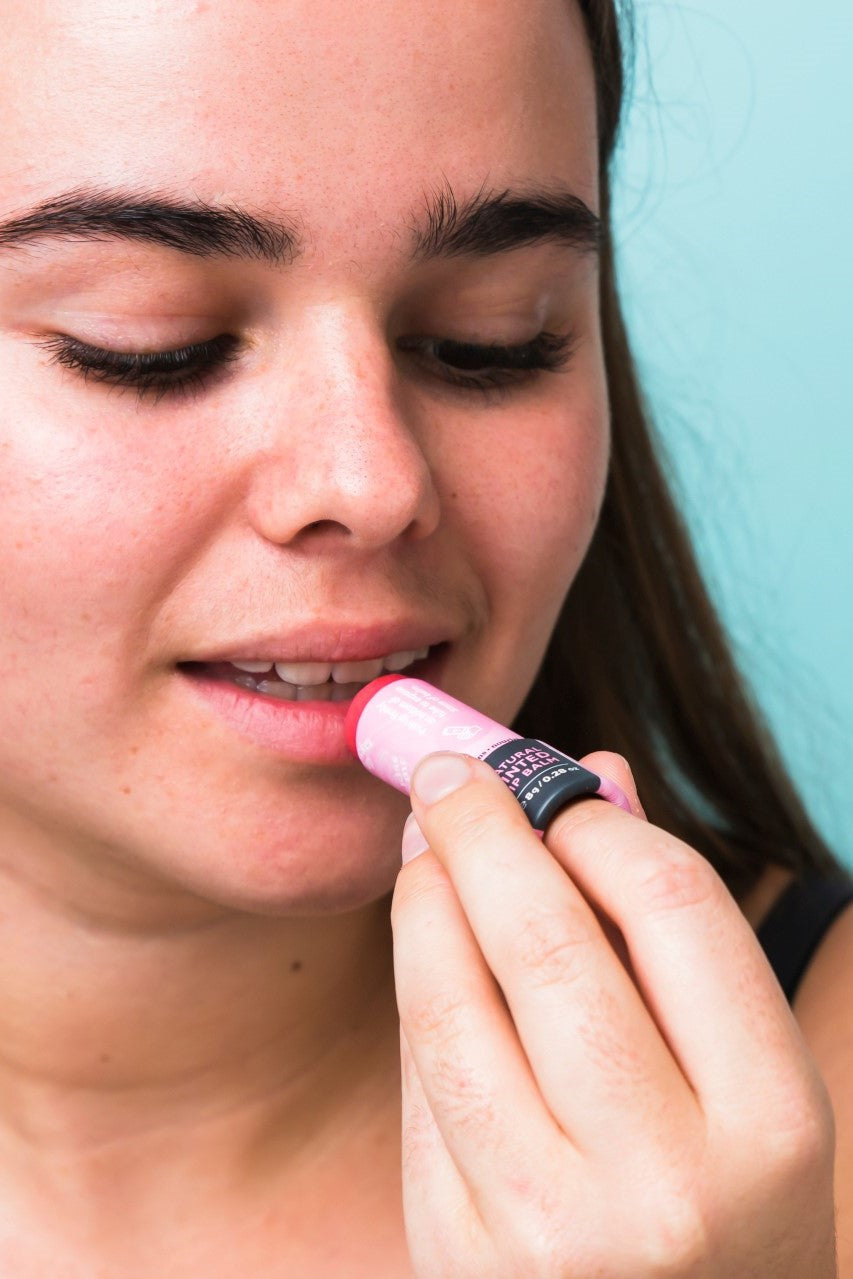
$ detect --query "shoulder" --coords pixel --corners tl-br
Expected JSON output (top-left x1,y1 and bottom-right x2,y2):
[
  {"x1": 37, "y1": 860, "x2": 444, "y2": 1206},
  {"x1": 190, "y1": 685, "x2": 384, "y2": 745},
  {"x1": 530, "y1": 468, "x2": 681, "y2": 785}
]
[
  {"x1": 791, "y1": 898, "x2": 853, "y2": 1275},
  {"x1": 793, "y1": 895, "x2": 853, "y2": 1032},
  {"x1": 746, "y1": 862, "x2": 853, "y2": 1071},
  {"x1": 791, "y1": 890, "x2": 853, "y2": 1069}
]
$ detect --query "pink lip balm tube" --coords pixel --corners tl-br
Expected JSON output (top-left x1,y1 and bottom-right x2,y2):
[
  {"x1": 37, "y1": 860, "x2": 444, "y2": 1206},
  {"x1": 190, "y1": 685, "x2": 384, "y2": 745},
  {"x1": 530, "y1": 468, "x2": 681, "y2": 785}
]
[{"x1": 344, "y1": 675, "x2": 631, "y2": 831}]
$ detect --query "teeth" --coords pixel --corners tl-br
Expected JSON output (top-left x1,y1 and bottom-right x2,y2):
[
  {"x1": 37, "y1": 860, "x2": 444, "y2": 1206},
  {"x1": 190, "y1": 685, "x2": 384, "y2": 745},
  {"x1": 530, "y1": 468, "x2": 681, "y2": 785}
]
[
  {"x1": 331, "y1": 657, "x2": 385, "y2": 684},
  {"x1": 274, "y1": 661, "x2": 332, "y2": 685},
  {"x1": 256, "y1": 679, "x2": 296, "y2": 700},
  {"x1": 295, "y1": 684, "x2": 333, "y2": 702},
  {"x1": 253, "y1": 680, "x2": 364, "y2": 703},
  {"x1": 330, "y1": 681, "x2": 363, "y2": 702},
  {"x1": 234, "y1": 674, "x2": 262, "y2": 690},
  {"x1": 227, "y1": 645, "x2": 432, "y2": 694},
  {"x1": 383, "y1": 649, "x2": 420, "y2": 672}
]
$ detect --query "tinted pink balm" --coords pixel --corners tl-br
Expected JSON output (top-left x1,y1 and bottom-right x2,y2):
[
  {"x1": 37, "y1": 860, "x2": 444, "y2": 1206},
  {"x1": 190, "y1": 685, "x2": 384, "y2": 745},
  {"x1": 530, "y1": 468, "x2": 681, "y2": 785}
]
[{"x1": 345, "y1": 675, "x2": 630, "y2": 830}]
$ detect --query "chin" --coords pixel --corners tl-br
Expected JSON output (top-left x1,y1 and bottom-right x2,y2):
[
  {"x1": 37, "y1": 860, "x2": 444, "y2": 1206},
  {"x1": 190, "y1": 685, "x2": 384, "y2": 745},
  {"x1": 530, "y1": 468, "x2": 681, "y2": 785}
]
[
  {"x1": 138, "y1": 803, "x2": 409, "y2": 918},
  {"x1": 202, "y1": 861, "x2": 401, "y2": 918}
]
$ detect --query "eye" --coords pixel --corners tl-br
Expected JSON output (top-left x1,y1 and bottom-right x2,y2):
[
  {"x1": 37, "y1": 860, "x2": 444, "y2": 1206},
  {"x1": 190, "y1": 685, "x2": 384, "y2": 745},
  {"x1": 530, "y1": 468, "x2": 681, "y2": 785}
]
[
  {"x1": 36, "y1": 328, "x2": 576, "y2": 406},
  {"x1": 399, "y1": 330, "x2": 576, "y2": 398},
  {"x1": 36, "y1": 333, "x2": 241, "y2": 403}
]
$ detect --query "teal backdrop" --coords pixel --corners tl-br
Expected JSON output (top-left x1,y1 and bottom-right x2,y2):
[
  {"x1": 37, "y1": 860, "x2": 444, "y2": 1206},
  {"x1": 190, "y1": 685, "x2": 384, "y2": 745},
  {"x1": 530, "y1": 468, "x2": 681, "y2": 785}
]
[{"x1": 612, "y1": 1, "x2": 853, "y2": 866}]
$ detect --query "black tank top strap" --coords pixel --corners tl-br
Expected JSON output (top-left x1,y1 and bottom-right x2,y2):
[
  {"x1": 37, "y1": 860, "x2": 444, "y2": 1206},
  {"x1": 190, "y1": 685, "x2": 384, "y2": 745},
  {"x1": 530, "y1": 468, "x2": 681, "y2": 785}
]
[{"x1": 756, "y1": 872, "x2": 853, "y2": 1003}]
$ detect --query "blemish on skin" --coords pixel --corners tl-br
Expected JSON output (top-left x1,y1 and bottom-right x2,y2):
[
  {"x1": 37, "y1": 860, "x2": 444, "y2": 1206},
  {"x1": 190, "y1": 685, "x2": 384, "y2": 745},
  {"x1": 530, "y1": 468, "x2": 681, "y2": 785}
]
[
  {"x1": 120, "y1": 786, "x2": 132, "y2": 795},
  {"x1": 129, "y1": 746, "x2": 140, "y2": 756},
  {"x1": 290, "y1": 959, "x2": 303, "y2": 974},
  {"x1": 99, "y1": 1053, "x2": 112, "y2": 1065}
]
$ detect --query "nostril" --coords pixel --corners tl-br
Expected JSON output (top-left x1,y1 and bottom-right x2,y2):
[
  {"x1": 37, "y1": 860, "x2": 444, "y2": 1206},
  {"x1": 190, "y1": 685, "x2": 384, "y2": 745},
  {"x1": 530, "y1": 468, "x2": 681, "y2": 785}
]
[{"x1": 300, "y1": 519, "x2": 353, "y2": 539}]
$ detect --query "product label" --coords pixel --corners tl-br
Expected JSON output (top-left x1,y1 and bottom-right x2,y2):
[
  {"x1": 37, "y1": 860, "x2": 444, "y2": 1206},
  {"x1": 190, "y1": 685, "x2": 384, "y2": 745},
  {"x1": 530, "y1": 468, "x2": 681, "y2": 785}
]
[
  {"x1": 483, "y1": 738, "x2": 601, "y2": 828},
  {"x1": 354, "y1": 679, "x2": 602, "y2": 827}
]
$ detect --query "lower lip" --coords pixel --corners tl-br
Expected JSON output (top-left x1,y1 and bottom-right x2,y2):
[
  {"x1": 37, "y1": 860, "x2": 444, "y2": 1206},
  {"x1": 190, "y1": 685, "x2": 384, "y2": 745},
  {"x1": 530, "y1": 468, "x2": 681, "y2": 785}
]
[{"x1": 178, "y1": 657, "x2": 439, "y2": 765}]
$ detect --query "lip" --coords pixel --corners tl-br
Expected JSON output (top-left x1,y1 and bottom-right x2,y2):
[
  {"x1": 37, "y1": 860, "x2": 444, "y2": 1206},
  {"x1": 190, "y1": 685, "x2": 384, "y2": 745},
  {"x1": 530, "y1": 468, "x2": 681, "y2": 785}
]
[
  {"x1": 183, "y1": 621, "x2": 454, "y2": 666},
  {"x1": 177, "y1": 637, "x2": 449, "y2": 765}
]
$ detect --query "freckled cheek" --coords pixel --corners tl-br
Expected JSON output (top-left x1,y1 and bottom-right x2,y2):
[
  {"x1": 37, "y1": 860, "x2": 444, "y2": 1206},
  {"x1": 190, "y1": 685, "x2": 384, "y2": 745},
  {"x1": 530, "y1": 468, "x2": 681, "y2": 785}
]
[
  {"x1": 469, "y1": 400, "x2": 609, "y2": 612},
  {"x1": 0, "y1": 407, "x2": 216, "y2": 666}
]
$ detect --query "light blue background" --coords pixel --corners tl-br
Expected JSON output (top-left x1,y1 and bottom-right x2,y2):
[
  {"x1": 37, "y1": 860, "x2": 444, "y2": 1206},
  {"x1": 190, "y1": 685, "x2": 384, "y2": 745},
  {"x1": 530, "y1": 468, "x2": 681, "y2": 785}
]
[{"x1": 612, "y1": 1, "x2": 853, "y2": 866}]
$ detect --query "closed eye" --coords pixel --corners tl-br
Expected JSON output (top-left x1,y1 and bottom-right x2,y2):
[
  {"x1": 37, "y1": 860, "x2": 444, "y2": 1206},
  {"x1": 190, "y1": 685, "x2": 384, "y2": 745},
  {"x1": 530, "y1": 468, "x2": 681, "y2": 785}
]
[
  {"x1": 36, "y1": 332, "x2": 242, "y2": 403},
  {"x1": 399, "y1": 331, "x2": 576, "y2": 398},
  {"x1": 34, "y1": 327, "x2": 576, "y2": 405}
]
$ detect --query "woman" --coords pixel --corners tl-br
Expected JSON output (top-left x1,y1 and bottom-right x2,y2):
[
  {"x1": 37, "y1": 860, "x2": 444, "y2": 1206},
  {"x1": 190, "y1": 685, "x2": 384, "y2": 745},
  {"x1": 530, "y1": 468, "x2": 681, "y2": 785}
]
[{"x1": 0, "y1": 0, "x2": 850, "y2": 1273}]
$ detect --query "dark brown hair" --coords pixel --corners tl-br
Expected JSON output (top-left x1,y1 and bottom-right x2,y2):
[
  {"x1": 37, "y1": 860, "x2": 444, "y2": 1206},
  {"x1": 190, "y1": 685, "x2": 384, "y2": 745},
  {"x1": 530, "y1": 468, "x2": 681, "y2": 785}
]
[{"x1": 515, "y1": 0, "x2": 846, "y2": 902}]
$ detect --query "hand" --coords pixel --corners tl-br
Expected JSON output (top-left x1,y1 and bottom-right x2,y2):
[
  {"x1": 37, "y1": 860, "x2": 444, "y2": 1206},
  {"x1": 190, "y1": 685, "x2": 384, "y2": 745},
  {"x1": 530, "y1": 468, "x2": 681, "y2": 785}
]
[{"x1": 391, "y1": 751, "x2": 837, "y2": 1278}]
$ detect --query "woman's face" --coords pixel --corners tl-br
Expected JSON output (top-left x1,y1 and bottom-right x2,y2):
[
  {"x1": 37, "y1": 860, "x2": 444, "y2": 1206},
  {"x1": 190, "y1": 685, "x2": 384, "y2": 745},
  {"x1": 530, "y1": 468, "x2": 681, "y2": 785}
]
[{"x1": 0, "y1": 0, "x2": 608, "y2": 914}]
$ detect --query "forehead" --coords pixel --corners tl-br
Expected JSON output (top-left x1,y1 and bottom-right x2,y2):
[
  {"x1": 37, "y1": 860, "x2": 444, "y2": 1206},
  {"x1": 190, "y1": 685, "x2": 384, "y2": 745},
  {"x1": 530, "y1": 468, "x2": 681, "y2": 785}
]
[{"x1": 0, "y1": 1, "x2": 598, "y2": 245}]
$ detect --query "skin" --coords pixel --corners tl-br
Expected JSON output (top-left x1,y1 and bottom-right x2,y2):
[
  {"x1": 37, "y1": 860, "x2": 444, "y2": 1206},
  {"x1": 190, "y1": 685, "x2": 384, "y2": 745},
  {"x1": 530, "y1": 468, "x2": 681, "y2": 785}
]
[
  {"x1": 397, "y1": 759, "x2": 838, "y2": 1277},
  {"x1": 0, "y1": 1, "x2": 841, "y2": 1275}
]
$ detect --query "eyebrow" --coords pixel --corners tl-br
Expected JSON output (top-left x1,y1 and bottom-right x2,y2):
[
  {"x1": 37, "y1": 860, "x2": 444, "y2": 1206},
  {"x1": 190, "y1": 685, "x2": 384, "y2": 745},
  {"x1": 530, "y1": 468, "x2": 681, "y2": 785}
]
[
  {"x1": 410, "y1": 178, "x2": 602, "y2": 261},
  {"x1": 0, "y1": 188, "x2": 299, "y2": 264},
  {"x1": 0, "y1": 179, "x2": 602, "y2": 266}
]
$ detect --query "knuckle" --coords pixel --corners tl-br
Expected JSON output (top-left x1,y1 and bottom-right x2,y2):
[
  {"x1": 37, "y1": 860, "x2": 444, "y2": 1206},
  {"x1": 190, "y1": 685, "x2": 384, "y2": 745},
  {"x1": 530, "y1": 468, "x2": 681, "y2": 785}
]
[
  {"x1": 438, "y1": 791, "x2": 505, "y2": 856},
  {"x1": 604, "y1": 1154, "x2": 711, "y2": 1275},
  {"x1": 511, "y1": 904, "x2": 593, "y2": 988},
  {"x1": 640, "y1": 1208, "x2": 708, "y2": 1275},
  {"x1": 432, "y1": 1051, "x2": 498, "y2": 1135},
  {"x1": 620, "y1": 1184, "x2": 708, "y2": 1275},
  {"x1": 632, "y1": 843, "x2": 720, "y2": 918},
  {"x1": 502, "y1": 1201, "x2": 572, "y2": 1279},
  {"x1": 402, "y1": 984, "x2": 471, "y2": 1041},
  {"x1": 760, "y1": 1083, "x2": 836, "y2": 1183},
  {"x1": 402, "y1": 992, "x2": 499, "y2": 1137}
]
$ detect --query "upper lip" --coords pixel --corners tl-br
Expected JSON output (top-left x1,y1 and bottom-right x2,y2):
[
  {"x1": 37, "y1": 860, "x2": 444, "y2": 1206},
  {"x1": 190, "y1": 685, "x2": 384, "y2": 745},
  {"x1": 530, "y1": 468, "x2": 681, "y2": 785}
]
[{"x1": 184, "y1": 621, "x2": 455, "y2": 665}]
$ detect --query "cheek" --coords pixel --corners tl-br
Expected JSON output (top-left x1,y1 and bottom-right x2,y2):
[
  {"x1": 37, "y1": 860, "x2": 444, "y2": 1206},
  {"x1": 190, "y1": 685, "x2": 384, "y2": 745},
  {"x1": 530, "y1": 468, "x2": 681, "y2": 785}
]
[
  {"x1": 0, "y1": 390, "x2": 213, "y2": 669},
  {"x1": 0, "y1": 391, "x2": 229, "y2": 836},
  {"x1": 446, "y1": 390, "x2": 609, "y2": 617}
]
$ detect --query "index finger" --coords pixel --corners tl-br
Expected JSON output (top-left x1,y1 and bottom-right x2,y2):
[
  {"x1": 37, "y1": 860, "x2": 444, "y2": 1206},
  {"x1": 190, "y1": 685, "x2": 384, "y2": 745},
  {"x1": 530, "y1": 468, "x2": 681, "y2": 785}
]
[{"x1": 409, "y1": 753, "x2": 698, "y2": 1157}]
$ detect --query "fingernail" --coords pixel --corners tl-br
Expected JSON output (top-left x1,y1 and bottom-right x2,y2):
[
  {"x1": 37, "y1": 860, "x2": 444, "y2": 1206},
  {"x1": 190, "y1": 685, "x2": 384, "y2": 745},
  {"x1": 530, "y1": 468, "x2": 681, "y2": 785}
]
[
  {"x1": 401, "y1": 813, "x2": 430, "y2": 864},
  {"x1": 412, "y1": 752, "x2": 472, "y2": 805}
]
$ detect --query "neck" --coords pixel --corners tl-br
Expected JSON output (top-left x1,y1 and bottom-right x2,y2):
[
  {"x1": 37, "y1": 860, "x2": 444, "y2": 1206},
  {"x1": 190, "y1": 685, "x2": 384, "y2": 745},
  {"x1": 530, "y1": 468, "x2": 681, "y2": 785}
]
[{"x1": 0, "y1": 815, "x2": 402, "y2": 1257}]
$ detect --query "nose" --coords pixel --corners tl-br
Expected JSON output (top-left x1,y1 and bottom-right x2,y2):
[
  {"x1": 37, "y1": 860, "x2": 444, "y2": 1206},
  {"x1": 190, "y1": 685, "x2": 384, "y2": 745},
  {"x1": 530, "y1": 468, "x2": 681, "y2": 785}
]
[{"x1": 244, "y1": 306, "x2": 441, "y2": 553}]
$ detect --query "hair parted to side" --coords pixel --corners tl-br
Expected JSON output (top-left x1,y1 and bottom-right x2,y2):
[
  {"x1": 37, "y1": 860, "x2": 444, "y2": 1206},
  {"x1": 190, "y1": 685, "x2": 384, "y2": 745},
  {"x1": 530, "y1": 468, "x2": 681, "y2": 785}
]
[{"x1": 515, "y1": 0, "x2": 846, "y2": 901}]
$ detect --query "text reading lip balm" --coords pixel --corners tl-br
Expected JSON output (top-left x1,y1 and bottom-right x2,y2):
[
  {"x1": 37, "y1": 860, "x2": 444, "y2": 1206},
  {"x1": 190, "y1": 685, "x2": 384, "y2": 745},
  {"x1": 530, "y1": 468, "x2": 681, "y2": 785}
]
[{"x1": 344, "y1": 675, "x2": 631, "y2": 831}]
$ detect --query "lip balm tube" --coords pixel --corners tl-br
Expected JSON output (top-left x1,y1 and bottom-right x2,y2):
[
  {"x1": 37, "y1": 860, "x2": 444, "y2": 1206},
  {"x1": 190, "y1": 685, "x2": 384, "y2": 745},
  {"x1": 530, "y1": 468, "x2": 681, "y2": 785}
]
[{"x1": 344, "y1": 675, "x2": 631, "y2": 831}]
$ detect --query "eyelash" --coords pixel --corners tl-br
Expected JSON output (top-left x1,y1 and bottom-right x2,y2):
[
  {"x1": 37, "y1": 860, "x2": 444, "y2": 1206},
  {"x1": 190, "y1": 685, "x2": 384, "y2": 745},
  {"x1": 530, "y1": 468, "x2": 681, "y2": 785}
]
[
  {"x1": 37, "y1": 329, "x2": 576, "y2": 405},
  {"x1": 403, "y1": 333, "x2": 576, "y2": 400},
  {"x1": 38, "y1": 333, "x2": 242, "y2": 406}
]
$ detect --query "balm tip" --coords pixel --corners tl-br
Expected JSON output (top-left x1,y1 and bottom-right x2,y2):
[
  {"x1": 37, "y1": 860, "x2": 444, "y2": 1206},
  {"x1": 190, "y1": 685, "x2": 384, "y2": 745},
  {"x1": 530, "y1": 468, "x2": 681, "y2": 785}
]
[{"x1": 344, "y1": 673, "x2": 406, "y2": 758}]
